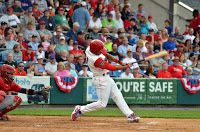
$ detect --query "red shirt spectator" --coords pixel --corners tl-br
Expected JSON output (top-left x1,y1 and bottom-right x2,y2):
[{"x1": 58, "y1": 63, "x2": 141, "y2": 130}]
[
  {"x1": 124, "y1": 19, "x2": 132, "y2": 28},
  {"x1": 14, "y1": 68, "x2": 27, "y2": 76},
  {"x1": 17, "y1": 40, "x2": 28, "y2": 49},
  {"x1": 157, "y1": 70, "x2": 172, "y2": 78},
  {"x1": 189, "y1": 10, "x2": 200, "y2": 30},
  {"x1": 22, "y1": 46, "x2": 35, "y2": 61},
  {"x1": 174, "y1": 44, "x2": 185, "y2": 57},
  {"x1": 69, "y1": 42, "x2": 85, "y2": 63},
  {"x1": 167, "y1": 57, "x2": 186, "y2": 78},
  {"x1": 32, "y1": 3, "x2": 42, "y2": 21}
]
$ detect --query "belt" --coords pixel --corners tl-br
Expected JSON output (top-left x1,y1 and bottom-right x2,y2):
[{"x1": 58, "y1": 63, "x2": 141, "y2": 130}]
[{"x1": 94, "y1": 72, "x2": 109, "y2": 77}]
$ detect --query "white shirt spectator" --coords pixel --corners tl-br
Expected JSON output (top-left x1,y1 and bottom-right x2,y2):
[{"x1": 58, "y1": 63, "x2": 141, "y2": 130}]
[
  {"x1": 149, "y1": 21, "x2": 158, "y2": 32},
  {"x1": 45, "y1": 62, "x2": 58, "y2": 73},
  {"x1": 123, "y1": 57, "x2": 138, "y2": 70},
  {"x1": 114, "y1": 18, "x2": 124, "y2": 30},
  {"x1": 186, "y1": 59, "x2": 195, "y2": 66},
  {"x1": 78, "y1": 70, "x2": 93, "y2": 77},
  {"x1": 0, "y1": 14, "x2": 20, "y2": 27},
  {"x1": 120, "y1": 72, "x2": 134, "y2": 78},
  {"x1": 133, "y1": 44, "x2": 148, "y2": 53},
  {"x1": 110, "y1": 10, "x2": 116, "y2": 20},
  {"x1": 184, "y1": 34, "x2": 195, "y2": 42},
  {"x1": 89, "y1": 18, "x2": 102, "y2": 29},
  {"x1": 36, "y1": 51, "x2": 45, "y2": 59}
]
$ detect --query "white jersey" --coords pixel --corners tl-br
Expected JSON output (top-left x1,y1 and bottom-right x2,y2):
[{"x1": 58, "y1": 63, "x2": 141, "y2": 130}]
[
  {"x1": 86, "y1": 47, "x2": 108, "y2": 76},
  {"x1": 0, "y1": 14, "x2": 20, "y2": 27}
]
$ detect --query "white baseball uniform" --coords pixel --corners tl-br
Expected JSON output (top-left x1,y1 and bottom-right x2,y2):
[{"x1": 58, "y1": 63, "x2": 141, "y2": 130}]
[{"x1": 79, "y1": 47, "x2": 133, "y2": 117}]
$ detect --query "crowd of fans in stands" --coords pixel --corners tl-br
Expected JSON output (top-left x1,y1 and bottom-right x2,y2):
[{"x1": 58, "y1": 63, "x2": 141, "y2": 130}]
[{"x1": 0, "y1": 0, "x2": 200, "y2": 79}]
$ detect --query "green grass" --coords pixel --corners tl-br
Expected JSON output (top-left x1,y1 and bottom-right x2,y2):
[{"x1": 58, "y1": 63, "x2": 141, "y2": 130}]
[{"x1": 7, "y1": 109, "x2": 200, "y2": 119}]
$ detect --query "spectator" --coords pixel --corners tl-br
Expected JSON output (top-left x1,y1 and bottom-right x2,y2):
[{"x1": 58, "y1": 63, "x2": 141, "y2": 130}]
[
  {"x1": 34, "y1": 55, "x2": 46, "y2": 76},
  {"x1": 173, "y1": 44, "x2": 184, "y2": 57},
  {"x1": 0, "y1": 21, "x2": 7, "y2": 37},
  {"x1": 184, "y1": 28, "x2": 195, "y2": 42},
  {"x1": 193, "y1": 61, "x2": 200, "y2": 79},
  {"x1": 104, "y1": 36, "x2": 113, "y2": 51},
  {"x1": 13, "y1": 62, "x2": 26, "y2": 76},
  {"x1": 45, "y1": 45, "x2": 56, "y2": 59},
  {"x1": 32, "y1": 2, "x2": 42, "y2": 22},
  {"x1": 114, "y1": 12, "x2": 124, "y2": 30},
  {"x1": 128, "y1": 18, "x2": 138, "y2": 33},
  {"x1": 48, "y1": 6, "x2": 55, "y2": 17},
  {"x1": 186, "y1": 53, "x2": 198, "y2": 67},
  {"x1": 163, "y1": 54, "x2": 172, "y2": 65},
  {"x1": 189, "y1": 9, "x2": 200, "y2": 33},
  {"x1": 168, "y1": 50, "x2": 175, "y2": 62},
  {"x1": 150, "y1": 56, "x2": 165, "y2": 74},
  {"x1": 94, "y1": 3, "x2": 104, "y2": 17},
  {"x1": 168, "y1": 57, "x2": 186, "y2": 78},
  {"x1": 156, "y1": 62, "x2": 172, "y2": 78},
  {"x1": 26, "y1": 62, "x2": 34, "y2": 75},
  {"x1": 41, "y1": 35, "x2": 50, "y2": 51},
  {"x1": 107, "y1": 0, "x2": 117, "y2": 14},
  {"x1": 23, "y1": 8, "x2": 36, "y2": 28},
  {"x1": 120, "y1": 5, "x2": 130, "y2": 22},
  {"x1": 193, "y1": 37, "x2": 200, "y2": 45},
  {"x1": 35, "y1": 44, "x2": 45, "y2": 59},
  {"x1": 184, "y1": 67, "x2": 194, "y2": 78},
  {"x1": 45, "y1": 55, "x2": 58, "y2": 76},
  {"x1": 102, "y1": 13, "x2": 116, "y2": 32},
  {"x1": 64, "y1": 62, "x2": 78, "y2": 77},
  {"x1": 174, "y1": 27, "x2": 184, "y2": 43},
  {"x1": 24, "y1": 22, "x2": 40, "y2": 43},
  {"x1": 17, "y1": 33, "x2": 28, "y2": 50},
  {"x1": 108, "y1": 43, "x2": 121, "y2": 60},
  {"x1": 110, "y1": 5, "x2": 120, "y2": 20},
  {"x1": 133, "y1": 4, "x2": 147, "y2": 20},
  {"x1": 146, "y1": 29, "x2": 161, "y2": 45},
  {"x1": 78, "y1": 62, "x2": 93, "y2": 77},
  {"x1": 68, "y1": 38, "x2": 74, "y2": 51},
  {"x1": 69, "y1": 41, "x2": 85, "y2": 62},
  {"x1": 145, "y1": 45, "x2": 154, "y2": 57},
  {"x1": 3, "y1": 32, "x2": 19, "y2": 50},
  {"x1": 65, "y1": 54, "x2": 76, "y2": 70},
  {"x1": 88, "y1": 14, "x2": 102, "y2": 31},
  {"x1": 0, "y1": 35, "x2": 6, "y2": 48},
  {"x1": 164, "y1": 20, "x2": 173, "y2": 35},
  {"x1": 75, "y1": 56, "x2": 85, "y2": 73},
  {"x1": 179, "y1": 54, "x2": 187, "y2": 70},
  {"x1": 68, "y1": 1, "x2": 78, "y2": 17},
  {"x1": 148, "y1": 15, "x2": 158, "y2": 33},
  {"x1": 51, "y1": 27, "x2": 69, "y2": 45},
  {"x1": 72, "y1": 1, "x2": 91, "y2": 32},
  {"x1": 11, "y1": 44, "x2": 22, "y2": 62},
  {"x1": 77, "y1": 32, "x2": 86, "y2": 46},
  {"x1": 4, "y1": 27, "x2": 17, "y2": 40},
  {"x1": 133, "y1": 39, "x2": 148, "y2": 53},
  {"x1": 144, "y1": 65, "x2": 156, "y2": 78},
  {"x1": 53, "y1": 62, "x2": 72, "y2": 77},
  {"x1": 161, "y1": 28, "x2": 169, "y2": 43},
  {"x1": 38, "y1": 20, "x2": 53, "y2": 40},
  {"x1": 54, "y1": 7, "x2": 70, "y2": 31},
  {"x1": 100, "y1": 28, "x2": 109, "y2": 42},
  {"x1": 193, "y1": 44, "x2": 200, "y2": 53},
  {"x1": 184, "y1": 39, "x2": 193, "y2": 52},
  {"x1": 120, "y1": 67, "x2": 134, "y2": 78},
  {"x1": 66, "y1": 22, "x2": 80, "y2": 41},
  {"x1": 54, "y1": 36, "x2": 69, "y2": 56},
  {"x1": 20, "y1": 0, "x2": 32, "y2": 11},
  {"x1": 139, "y1": 16, "x2": 150, "y2": 36},
  {"x1": 126, "y1": 26, "x2": 139, "y2": 44},
  {"x1": 0, "y1": 7, "x2": 23, "y2": 31},
  {"x1": 118, "y1": 37, "x2": 133, "y2": 58},
  {"x1": 163, "y1": 34, "x2": 176, "y2": 50},
  {"x1": 35, "y1": 0, "x2": 47, "y2": 13},
  {"x1": 12, "y1": 0, "x2": 24, "y2": 18},
  {"x1": 22, "y1": 46, "x2": 35, "y2": 61},
  {"x1": 139, "y1": 33, "x2": 148, "y2": 47},
  {"x1": 184, "y1": 25, "x2": 190, "y2": 35},
  {"x1": 3, "y1": 53, "x2": 17, "y2": 68},
  {"x1": 132, "y1": 65, "x2": 142, "y2": 78},
  {"x1": 100, "y1": 10, "x2": 107, "y2": 21},
  {"x1": 122, "y1": 49, "x2": 138, "y2": 69},
  {"x1": 113, "y1": 30, "x2": 125, "y2": 46},
  {"x1": 28, "y1": 35, "x2": 40, "y2": 52},
  {"x1": 56, "y1": 50, "x2": 68, "y2": 62},
  {"x1": 88, "y1": 26, "x2": 101, "y2": 40},
  {"x1": 38, "y1": 9, "x2": 56, "y2": 31}
]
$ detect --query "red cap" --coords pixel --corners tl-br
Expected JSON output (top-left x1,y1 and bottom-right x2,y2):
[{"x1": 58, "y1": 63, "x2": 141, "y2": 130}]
[
  {"x1": 7, "y1": 7, "x2": 13, "y2": 12},
  {"x1": 148, "y1": 15, "x2": 153, "y2": 18},
  {"x1": 137, "y1": 13, "x2": 142, "y2": 17},
  {"x1": 169, "y1": 50, "x2": 175, "y2": 53},
  {"x1": 39, "y1": 20, "x2": 45, "y2": 25},
  {"x1": 58, "y1": 7, "x2": 64, "y2": 11},
  {"x1": 178, "y1": 44, "x2": 184, "y2": 47},
  {"x1": 33, "y1": 2, "x2": 38, "y2": 5}
]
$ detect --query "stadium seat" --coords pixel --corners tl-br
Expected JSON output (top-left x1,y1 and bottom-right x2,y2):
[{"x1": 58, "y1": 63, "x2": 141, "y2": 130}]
[{"x1": 1, "y1": 53, "x2": 7, "y2": 62}]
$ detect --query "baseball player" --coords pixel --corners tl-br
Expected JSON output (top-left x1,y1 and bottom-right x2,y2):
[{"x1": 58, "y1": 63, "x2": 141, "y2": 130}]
[
  {"x1": 0, "y1": 64, "x2": 52, "y2": 120},
  {"x1": 71, "y1": 40, "x2": 140, "y2": 123}
]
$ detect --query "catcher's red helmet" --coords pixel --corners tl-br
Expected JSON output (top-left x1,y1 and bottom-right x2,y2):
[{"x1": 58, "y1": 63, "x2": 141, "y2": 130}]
[
  {"x1": 0, "y1": 64, "x2": 15, "y2": 83},
  {"x1": 90, "y1": 40, "x2": 106, "y2": 54}
]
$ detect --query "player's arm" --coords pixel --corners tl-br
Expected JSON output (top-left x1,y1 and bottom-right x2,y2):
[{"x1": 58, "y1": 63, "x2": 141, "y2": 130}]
[
  {"x1": 103, "y1": 52, "x2": 126, "y2": 66},
  {"x1": 94, "y1": 58, "x2": 131, "y2": 71}
]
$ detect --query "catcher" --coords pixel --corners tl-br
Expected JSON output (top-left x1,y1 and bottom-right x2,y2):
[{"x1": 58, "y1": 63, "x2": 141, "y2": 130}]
[{"x1": 0, "y1": 64, "x2": 53, "y2": 120}]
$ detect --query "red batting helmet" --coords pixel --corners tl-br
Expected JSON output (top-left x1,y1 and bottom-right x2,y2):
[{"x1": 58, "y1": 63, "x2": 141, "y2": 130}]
[
  {"x1": 90, "y1": 40, "x2": 106, "y2": 54},
  {"x1": 0, "y1": 64, "x2": 15, "y2": 84}
]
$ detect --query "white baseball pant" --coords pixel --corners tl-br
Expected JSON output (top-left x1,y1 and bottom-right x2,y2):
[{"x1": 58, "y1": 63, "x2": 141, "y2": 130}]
[{"x1": 80, "y1": 75, "x2": 133, "y2": 117}]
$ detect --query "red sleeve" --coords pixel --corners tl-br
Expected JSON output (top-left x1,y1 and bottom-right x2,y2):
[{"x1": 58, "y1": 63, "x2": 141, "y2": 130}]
[
  {"x1": 80, "y1": 50, "x2": 85, "y2": 55},
  {"x1": 69, "y1": 50, "x2": 73, "y2": 54},
  {"x1": 11, "y1": 82, "x2": 22, "y2": 92},
  {"x1": 156, "y1": 71, "x2": 161, "y2": 78},
  {"x1": 167, "y1": 66, "x2": 172, "y2": 73},
  {"x1": 94, "y1": 58, "x2": 116, "y2": 71},
  {"x1": 31, "y1": 51, "x2": 35, "y2": 61},
  {"x1": 39, "y1": 10, "x2": 42, "y2": 16},
  {"x1": 101, "y1": 52, "x2": 106, "y2": 56},
  {"x1": 69, "y1": 8, "x2": 73, "y2": 17},
  {"x1": 146, "y1": 36, "x2": 151, "y2": 42}
]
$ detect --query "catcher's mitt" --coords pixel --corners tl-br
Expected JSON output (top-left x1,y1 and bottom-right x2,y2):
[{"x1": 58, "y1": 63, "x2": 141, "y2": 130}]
[{"x1": 41, "y1": 86, "x2": 53, "y2": 100}]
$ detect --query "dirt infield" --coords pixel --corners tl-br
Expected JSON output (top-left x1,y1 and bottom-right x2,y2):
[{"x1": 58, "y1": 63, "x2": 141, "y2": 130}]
[{"x1": 1, "y1": 116, "x2": 200, "y2": 132}]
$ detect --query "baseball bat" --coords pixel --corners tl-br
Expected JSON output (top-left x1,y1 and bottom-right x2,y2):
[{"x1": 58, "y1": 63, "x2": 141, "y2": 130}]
[{"x1": 131, "y1": 51, "x2": 168, "y2": 64}]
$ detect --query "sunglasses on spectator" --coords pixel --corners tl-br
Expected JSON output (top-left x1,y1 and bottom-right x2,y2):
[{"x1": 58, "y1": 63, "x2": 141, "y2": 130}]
[
  {"x1": 19, "y1": 65, "x2": 24, "y2": 67},
  {"x1": 7, "y1": 72, "x2": 14, "y2": 75},
  {"x1": 57, "y1": 31, "x2": 61, "y2": 32}
]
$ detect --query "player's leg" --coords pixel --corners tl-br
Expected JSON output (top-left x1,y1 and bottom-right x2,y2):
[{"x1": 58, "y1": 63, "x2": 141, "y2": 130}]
[
  {"x1": 109, "y1": 78, "x2": 140, "y2": 123},
  {"x1": 0, "y1": 95, "x2": 22, "y2": 120},
  {"x1": 71, "y1": 76, "x2": 111, "y2": 121}
]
